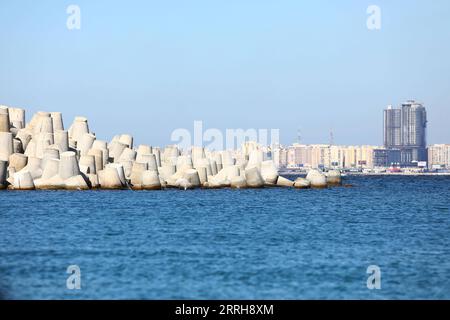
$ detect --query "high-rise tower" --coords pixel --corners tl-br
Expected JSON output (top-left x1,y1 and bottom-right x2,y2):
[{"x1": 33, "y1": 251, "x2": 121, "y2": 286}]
[
  {"x1": 383, "y1": 100, "x2": 427, "y2": 166},
  {"x1": 383, "y1": 105, "x2": 402, "y2": 148},
  {"x1": 401, "y1": 100, "x2": 427, "y2": 163}
]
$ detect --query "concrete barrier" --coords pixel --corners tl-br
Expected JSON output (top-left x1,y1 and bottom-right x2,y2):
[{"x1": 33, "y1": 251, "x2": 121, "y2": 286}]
[
  {"x1": 306, "y1": 169, "x2": 327, "y2": 188},
  {"x1": 69, "y1": 116, "x2": 89, "y2": 143},
  {"x1": 326, "y1": 170, "x2": 342, "y2": 186},
  {"x1": 0, "y1": 107, "x2": 10, "y2": 132},
  {"x1": 59, "y1": 151, "x2": 79, "y2": 179},
  {"x1": 0, "y1": 160, "x2": 7, "y2": 189},
  {"x1": 261, "y1": 160, "x2": 278, "y2": 184},
  {"x1": 0, "y1": 132, "x2": 13, "y2": 161},
  {"x1": 230, "y1": 176, "x2": 247, "y2": 189},
  {"x1": 8, "y1": 107, "x2": 26, "y2": 129},
  {"x1": 294, "y1": 177, "x2": 311, "y2": 189},
  {"x1": 0, "y1": 108, "x2": 345, "y2": 192},
  {"x1": 277, "y1": 176, "x2": 294, "y2": 187},
  {"x1": 183, "y1": 169, "x2": 201, "y2": 188},
  {"x1": 9, "y1": 153, "x2": 28, "y2": 172},
  {"x1": 245, "y1": 167, "x2": 264, "y2": 188},
  {"x1": 99, "y1": 167, "x2": 125, "y2": 189},
  {"x1": 130, "y1": 162, "x2": 147, "y2": 188},
  {"x1": 142, "y1": 170, "x2": 161, "y2": 190},
  {"x1": 12, "y1": 171, "x2": 35, "y2": 190},
  {"x1": 78, "y1": 133, "x2": 96, "y2": 156}
]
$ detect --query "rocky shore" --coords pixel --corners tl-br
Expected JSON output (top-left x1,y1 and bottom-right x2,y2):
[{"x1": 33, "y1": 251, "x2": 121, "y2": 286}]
[{"x1": 0, "y1": 106, "x2": 341, "y2": 190}]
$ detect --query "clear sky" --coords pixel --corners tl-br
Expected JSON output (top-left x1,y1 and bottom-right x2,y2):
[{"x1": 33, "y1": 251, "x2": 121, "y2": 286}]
[{"x1": 1, "y1": 0, "x2": 449, "y2": 147}]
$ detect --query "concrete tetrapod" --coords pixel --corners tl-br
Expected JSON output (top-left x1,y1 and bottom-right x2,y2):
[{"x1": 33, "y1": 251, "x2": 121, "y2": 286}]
[
  {"x1": 8, "y1": 107, "x2": 26, "y2": 129},
  {"x1": 9, "y1": 153, "x2": 28, "y2": 172},
  {"x1": 78, "y1": 133, "x2": 96, "y2": 156},
  {"x1": 109, "y1": 141, "x2": 127, "y2": 162},
  {"x1": 12, "y1": 171, "x2": 35, "y2": 190},
  {"x1": 196, "y1": 166, "x2": 208, "y2": 185},
  {"x1": 130, "y1": 162, "x2": 148, "y2": 189},
  {"x1": 108, "y1": 163, "x2": 127, "y2": 186},
  {"x1": 293, "y1": 177, "x2": 311, "y2": 189},
  {"x1": 35, "y1": 175, "x2": 65, "y2": 190},
  {"x1": 260, "y1": 160, "x2": 279, "y2": 184},
  {"x1": 34, "y1": 112, "x2": 53, "y2": 135},
  {"x1": 88, "y1": 148, "x2": 104, "y2": 172},
  {"x1": 34, "y1": 159, "x2": 64, "y2": 190},
  {"x1": 221, "y1": 151, "x2": 234, "y2": 168},
  {"x1": 59, "y1": 151, "x2": 80, "y2": 180},
  {"x1": 247, "y1": 150, "x2": 263, "y2": 170},
  {"x1": 245, "y1": 167, "x2": 264, "y2": 188},
  {"x1": 87, "y1": 174, "x2": 100, "y2": 188},
  {"x1": 306, "y1": 169, "x2": 327, "y2": 188},
  {"x1": 118, "y1": 148, "x2": 137, "y2": 163},
  {"x1": 65, "y1": 175, "x2": 90, "y2": 190},
  {"x1": 141, "y1": 170, "x2": 162, "y2": 190},
  {"x1": 42, "y1": 147, "x2": 60, "y2": 170},
  {"x1": 16, "y1": 130, "x2": 32, "y2": 151},
  {"x1": 230, "y1": 176, "x2": 247, "y2": 189},
  {"x1": 137, "y1": 144, "x2": 152, "y2": 156},
  {"x1": 79, "y1": 155, "x2": 96, "y2": 174},
  {"x1": 176, "y1": 178, "x2": 193, "y2": 190},
  {"x1": 99, "y1": 167, "x2": 125, "y2": 189},
  {"x1": 0, "y1": 132, "x2": 13, "y2": 161},
  {"x1": 54, "y1": 130, "x2": 69, "y2": 152},
  {"x1": 41, "y1": 158, "x2": 60, "y2": 180},
  {"x1": 183, "y1": 169, "x2": 201, "y2": 188},
  {"x1": 210, "y1": 159, "x2": 218, "y2": 175},
  {"x1": 213, "y1": 153, "x2": 223, "y2": 172},
  {"x1": 120, "y1": 160, "x2": 133, "y2": 179},
  {"x1": 138, "y1": 153, "x2": 158, "y2": 171},
  {"x1": 119, "y1": 134, "x2": 133, "y2": 149},
  {"x1": 0, "y1": 107, "x2": 10, "y2": 132},
  {"x1": 34, "y1": 133, "x2": 53, "y2": 158},
  {"x1": 152, "y1": 148, "x2": 161, "y2": 167},
  {"x1": 50, "y1": 112, "x2": 64, "y2": 131},
  {"x1": 0, "y1": 160, "x2": 7, "y2": 189},
  {"x1": 158, "y1": 165, "x2": 176, "y2": 182},
  {"x1": 20, "y1": 156, "x2": 42, "y2": 179},
  {"x1": 326, "y1": 170, "x2": 342, "y2": 186},
  {"x1": 69, "y1": 116, "x2": 89, "y2": 143},
  {"x1": 92, "y1": 140, "x2": 109, "y2": 166},
  {"x1": 277, "y1": 176, "x2": 294, "y2": 187},
  {"x1": 13, "y1": 138, "x2": 23, "y2": 154}
]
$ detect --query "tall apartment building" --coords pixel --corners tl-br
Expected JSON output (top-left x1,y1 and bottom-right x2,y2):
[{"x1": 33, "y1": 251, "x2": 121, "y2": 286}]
[
  {"x1": 383, "y1": 100, "x2": 427, "y2": 166},
  {"x1": 384, "y1": 105, "x2": 402, "y2": 148}
]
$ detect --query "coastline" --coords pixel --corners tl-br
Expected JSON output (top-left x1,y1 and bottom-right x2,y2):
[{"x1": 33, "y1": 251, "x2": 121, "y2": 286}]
[{"x1": 279, "y1": 170, "x2": 450, "y2": 176}]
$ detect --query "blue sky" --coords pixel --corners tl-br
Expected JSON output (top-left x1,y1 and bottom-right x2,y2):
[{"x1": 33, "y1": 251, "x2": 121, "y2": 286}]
[{"x1": 1, "y1": 0, "x2": 450, "y2": 146}]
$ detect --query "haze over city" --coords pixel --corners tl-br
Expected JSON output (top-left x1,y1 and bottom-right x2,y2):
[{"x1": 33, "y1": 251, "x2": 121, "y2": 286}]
[{"x1": 1, "y1": 0, "x2": 450, "y2": 146}]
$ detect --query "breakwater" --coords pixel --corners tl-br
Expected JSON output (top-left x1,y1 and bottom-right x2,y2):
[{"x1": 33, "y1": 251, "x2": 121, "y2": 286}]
[{"x1": 0, "y1": 106, "x2": 341, "y2": 190}]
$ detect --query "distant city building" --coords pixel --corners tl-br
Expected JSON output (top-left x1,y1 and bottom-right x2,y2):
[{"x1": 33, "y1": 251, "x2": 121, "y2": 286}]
[
  {"x1": 279, "y1": 144, "x2": 378, "y2": 169},
  {"x1": 273, "y1": 100, "x2": 432, "y2": 171},
  {"x1": 383, "y1": 100, "x2": 427, "y2": 166},
  {"x1": 427, "y1": 144, "x2": 450, "y2": 170},
  {"x1": 384, "y1": 105, "x2": 402, "y2": 148},
  {"x1": 401, "y1": 100, "x2": 428, "y2": 164},
  {"x1": 373, "y1": 148, "x2": 401, "y2": 167}
]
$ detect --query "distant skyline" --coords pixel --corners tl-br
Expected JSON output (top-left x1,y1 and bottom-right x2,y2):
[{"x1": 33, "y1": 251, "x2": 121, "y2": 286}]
[{"x1": 1, "y1": 0, "x2": 450, "y2": 147}]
